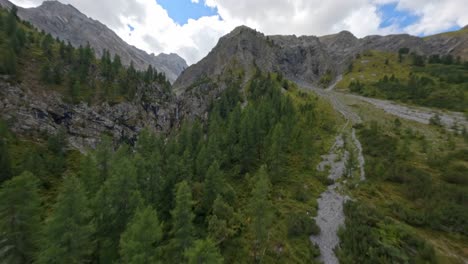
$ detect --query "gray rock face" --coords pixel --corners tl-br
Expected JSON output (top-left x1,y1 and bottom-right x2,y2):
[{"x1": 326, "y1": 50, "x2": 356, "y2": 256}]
[
  {"x1": 172, "y1": 25, "x2": 467, "y2": 127},
  {"x1": 0, "y1": 79, "x2": 177, "y2": 151},
  {"x1": 0, "y1": 0, "x2": 187, "y2": 83},
  {"x1": 175, "y1": 25, "x2": 468, "y2": 92}
]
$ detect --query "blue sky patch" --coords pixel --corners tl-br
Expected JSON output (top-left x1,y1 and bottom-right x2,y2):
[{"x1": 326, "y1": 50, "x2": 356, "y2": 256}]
[
  {"x1": 378, "y1": 3, "x2": 419, "y2": 29},
  {"x1": 157, "y1": 0, "x2": 218, "y2": 25}
]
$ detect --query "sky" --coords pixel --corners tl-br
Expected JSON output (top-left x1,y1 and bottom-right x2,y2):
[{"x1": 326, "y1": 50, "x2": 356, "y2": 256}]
[{"x1": 10, "y1": 0, "x2": 468, "y2": 65}]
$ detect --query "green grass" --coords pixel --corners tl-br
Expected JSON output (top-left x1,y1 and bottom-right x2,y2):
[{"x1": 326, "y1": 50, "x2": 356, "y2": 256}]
[
  {"x1": 336, "y1": 50, "x2": 412, "y2": 90},
  {"x1": 339, "y1": 95, "x2": 468, "y2": 262}
]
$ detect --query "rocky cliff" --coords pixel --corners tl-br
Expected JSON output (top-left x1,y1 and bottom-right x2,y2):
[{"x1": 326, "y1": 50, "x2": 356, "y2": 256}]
[
  {"x1": 0, "y1": 0, "x2": 187, "y2": 83},
  {"x1": 175, "y1": 25, "x2": 468, "y2": 92},
  {"x1": 0, "y1": 77, "x2": 177, "y2": 152}
]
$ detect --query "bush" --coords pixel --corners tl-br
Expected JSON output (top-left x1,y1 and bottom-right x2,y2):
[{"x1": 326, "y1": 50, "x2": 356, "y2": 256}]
[
  {"x1": 287, "y1": 213, "x2": 318, "y2": 237},
  {"x1": 443, "y1": 163, "x2": 468, "y2": 185}
]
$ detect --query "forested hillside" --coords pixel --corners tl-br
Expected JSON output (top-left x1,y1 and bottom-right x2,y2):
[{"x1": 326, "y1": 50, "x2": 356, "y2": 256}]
[
  {"x1": 338, "y1": 50, "x2": 468, "y2": 112},
  {"x1": 1, "y1": 4, "x2": 468, "y2": 264},
  {"x1": 0, "y1": 13, "x2": 340, "y2": 261},
  {"x1": 0, "y1": 7, "x2": 170, "y2": 104}
]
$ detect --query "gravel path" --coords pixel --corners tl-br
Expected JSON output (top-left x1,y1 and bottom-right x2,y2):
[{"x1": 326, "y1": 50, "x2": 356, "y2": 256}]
[
  {"x1": 310, "y1": 135, "x2": 349, "y2": 264},
  {"x1": 347, "y1": 94, "x2": 467, "y2": 130},
  {"x1": 351, "y1": 128, "x2": 365, "y2": 181},
  {"x1": 297, "y1": 80, "x2": 369, "y2": 264},
  {"x1": 317, "y1": 76, "x2": 467, "y2": 131}
]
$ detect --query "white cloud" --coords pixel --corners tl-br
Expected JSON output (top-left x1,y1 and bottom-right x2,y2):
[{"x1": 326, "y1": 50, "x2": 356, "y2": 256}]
[{"x1": 9, "y1": 0, "x2": 468, "y2": 65}]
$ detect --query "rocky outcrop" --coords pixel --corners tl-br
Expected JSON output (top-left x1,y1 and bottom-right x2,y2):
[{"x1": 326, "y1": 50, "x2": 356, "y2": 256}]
[
  {"x1": 0, "y1": 0, "x2": 187, "y2": 83},
  {"x1": 0, "y1": 79, "x2": 177, "y2": 151},
  {"x1": 175, "y1": 25, "x2": 468, "y2": 92}
]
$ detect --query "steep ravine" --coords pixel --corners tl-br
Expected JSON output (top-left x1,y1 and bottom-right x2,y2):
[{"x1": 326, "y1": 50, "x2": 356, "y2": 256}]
[
  {"x1": 310, "y1": 135, "x2": 349, "y2": 264},
  {"x1": 299, "y1": 80, "x2": 367, "y2": 263}
]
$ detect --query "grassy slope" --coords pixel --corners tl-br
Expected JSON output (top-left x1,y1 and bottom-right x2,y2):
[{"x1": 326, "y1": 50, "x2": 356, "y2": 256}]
[
  {"x1": 340, "y1": 94, "x2": 468, "y2": 263},
  {"x1": 336, "y1": 50, "x2": 468, "y2": 113},
  {"x1": 335, "y1": 51, "x2": 412, "y2": 90}
]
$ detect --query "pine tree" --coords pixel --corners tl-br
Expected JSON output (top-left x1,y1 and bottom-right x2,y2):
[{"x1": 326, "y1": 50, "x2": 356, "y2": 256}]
[
  {"x1": 78, "y1": 153, "x2": 100, "y2": 198},
  {"x1": 248, "y1": 166, "x2": 273, "y2": 261},
  {"x1": 119, "y1": 206, "x2": 162, "y2": 264},
  {"x1": 6, "y1": 6, "x2": 17, "y2": 36},
  {"x1": 202, "y1": 161, "x2": 224, "y2": 213},
  {"x1": 0, "y1": 48, "x2": 17, "y2": 75},
  {"x1": 37, "y1": 176, "x2": 94, "y2": 263},
  {"x1": 267, "y1": 123, "x2": 286, "y2": 183},
  {"x1": 69, "y1": 80, "x2": 81, "y2": 103},
  {"x1": 94, "y1": 155, "x2": 143, "y2": 263},
  {"x1": 170, "y1": 180, "x2": 195, "y2": 261},
  {"x1": 185, "y1": 239, "x2": 224, "y2": 264},
  {"x1": 0, "y1": 122, "x2": 11, "y2": 183},
  {"x1": 94, "y1": 136, "x2": 113, "y2": 183},
  {"x1": 0, "y1": 172, "x2": 41, "y2": 263},
  {"x1": 207, "y1": 195, "x2": 237, "y2": 244}
]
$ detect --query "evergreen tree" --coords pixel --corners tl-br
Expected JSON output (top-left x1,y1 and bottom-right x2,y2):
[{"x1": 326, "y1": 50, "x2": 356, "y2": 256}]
[
  {"x1": 41, "y1": 61, "x2": 52, "y2": 84},
  {"x1": 267, "y1": 123, "x2": 286, "y2": 183},
  {"x1": 78, "y1": 153, "x2": 100, "y2": 196},
  {"x1": 207, "y1": 196, "x2": 237, "y2": 244},
  {"x1": 202, "y1": 161, "x2": 224, "y2": 213},
  {"x1": 0, "y1": 121, "x2": 11, "y2": 183},
  {"x1": 120, "y1": 206, "x2": 162, "y2": 264},
  {"x1": 94, "y1": 155, "x2": 143, "y2": 263},
  {"x1": 185, "y1": 239, "x2": 224, "y2": 264},
  {"x1": 94, "y1": 136, "x2": 113, "y2": 183},
  {"x1": 6, "y1": 6, "x2": 17, "y2": 36},
  {"x1": 134, "y1": 129, "x2": 164, "y2": 206},
  {"x1": 0, "y1": 172, "x2": 41, "y2": 263},
  {"x1": 248, "y1": 166, "x2": 273, "y2": 261},
  {"x1": 69, "y1": 80, "x2": 81, "y2": 103},
  {"x1": 170, "y1": 180, "x2": 195, "y2": 261},
  {"x1": 0, "y1": 48, "x2": 17, "y2": 75},
  {"x1": 37, "y1": 176, "x2": 94, "y2": 264}
]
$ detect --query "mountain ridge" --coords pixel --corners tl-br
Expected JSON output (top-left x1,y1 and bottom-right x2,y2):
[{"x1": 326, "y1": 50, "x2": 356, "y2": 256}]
[
  {"x1": 174, "y1": 24, "x2": 468, "y2": 91},
  {"x1": 0, "y1": 0, "x2": 187, "y2": 83}
]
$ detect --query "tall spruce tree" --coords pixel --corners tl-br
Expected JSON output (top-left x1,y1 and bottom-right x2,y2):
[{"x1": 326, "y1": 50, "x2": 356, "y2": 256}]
[
  {"x1": 0, "y1": 172, "x2": 41, "y2": 263},
  {"x1": 202, "y1": 161, "x2": 224, "y2": 213},
  {"x1": 207, "y1": 195, "x2": 237, "y2": 245},
  {"x1": 94, "y1": 153, "x2": 143, "y2": 263},
  {"x1": 37, "y1": 176, "x2": 94, "y2": 263},
  {"x1": 185, "y1": 239, "x2": 224, "y2": 264},
  {"x1": 119, "y1": 206, "x2": 162, "y2": 264},
  {"x1": 170, "y1": 180, "x2": 195, "y2": 261},
  {"x1": 0, "y1": 121, "x2": 11, "y2": 183},
  {"x1": 248, "y1": 165, "x2": 273, "y2": 261}
]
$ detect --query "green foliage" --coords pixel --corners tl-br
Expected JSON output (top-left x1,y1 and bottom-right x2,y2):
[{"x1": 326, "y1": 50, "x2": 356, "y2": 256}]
[
  {"x1": 337, "y1": 202, "x2": 436, "y2": 264},
  {"x1": 358, "y1": 122, "x2": 468, "y2": 236},
  {"x1": 170, "y1": 180, "x2": 195, "y2": 261},
  {"x1": 185, "y1": 239, "x2": 224, "y2": 264},
  {"x1": 207, "y1": 196, "x2": 237, "y2": 245},
  {"x1": 0, "y1": 171, "x2": 41, "y2": 263},
  {"x1": 0, "y1": 71, "x2": 338, "y2": 263},
  {"x1": 248, "y1": 165, "x2": 274, "y2": 261},
  {"x1": 37, "y1": 176, "x2": 94, "y2": 264},
  {"x1": 0, "y1": 120, "x2": 12, "y2": 183},
  {"x1": 0, "y1": 8, "x2": 171, "y2": 103},
  {"x1": 346, "y1": 51, "x2": 468, "y2": 112},
  {"x1": 120, "y1": 206, "x2": 163, "y2": 264},
  {"x1": 202, "y1": 161, "x2": 225, "y2": 213},
  {"x1": 94, "y1": 149, "x2": 143, "y2": 263}
]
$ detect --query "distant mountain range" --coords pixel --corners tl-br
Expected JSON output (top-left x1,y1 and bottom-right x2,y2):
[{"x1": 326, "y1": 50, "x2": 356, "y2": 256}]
[
  {"x1": 175, "y1": 25, "x2": 468, "y2": 91},
  {"x1": 0, "y1": 0, "x2": 187, "y2": 83}
]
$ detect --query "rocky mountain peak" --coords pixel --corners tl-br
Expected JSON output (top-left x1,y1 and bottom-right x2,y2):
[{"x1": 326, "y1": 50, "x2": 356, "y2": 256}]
[{"x1": 2, "y1": 0, "x2": 187, "y2": 83}]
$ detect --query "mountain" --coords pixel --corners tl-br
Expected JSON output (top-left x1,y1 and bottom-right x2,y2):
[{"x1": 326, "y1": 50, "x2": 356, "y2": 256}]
[
  {"x1": 175, "y1": 25, "x2": 468, "y2": 91},
  {"x1": 0, "y1": 0, "x2": 187, "y2": 83}
]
